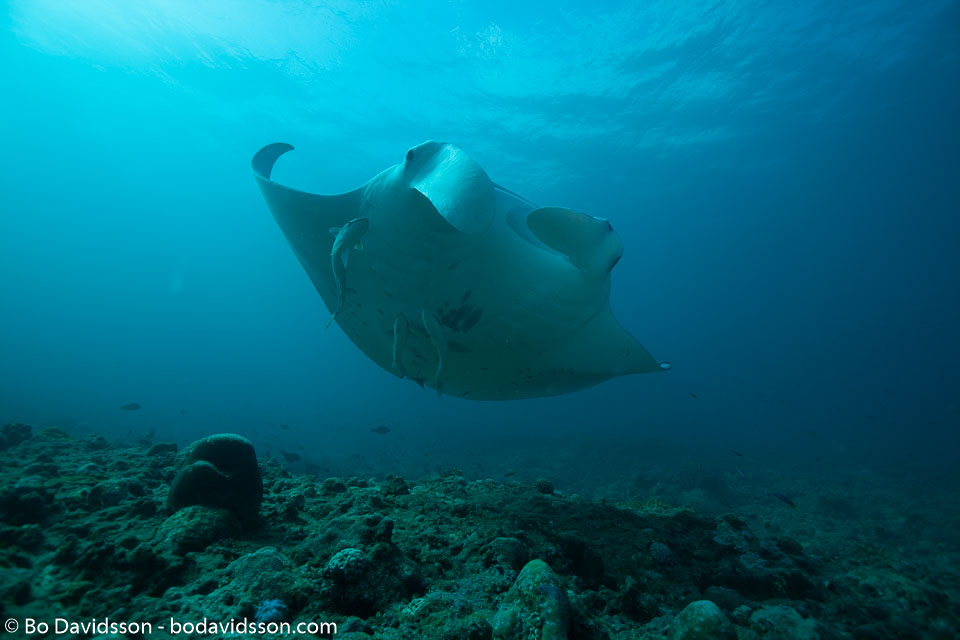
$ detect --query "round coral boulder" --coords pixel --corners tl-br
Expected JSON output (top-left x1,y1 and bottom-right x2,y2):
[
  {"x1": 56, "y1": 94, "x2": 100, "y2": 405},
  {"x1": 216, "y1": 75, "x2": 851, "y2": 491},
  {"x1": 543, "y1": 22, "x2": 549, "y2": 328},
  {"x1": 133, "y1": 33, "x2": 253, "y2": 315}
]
[{"x1": 166, "y1": 433, "x2": 262, "y2": 526}]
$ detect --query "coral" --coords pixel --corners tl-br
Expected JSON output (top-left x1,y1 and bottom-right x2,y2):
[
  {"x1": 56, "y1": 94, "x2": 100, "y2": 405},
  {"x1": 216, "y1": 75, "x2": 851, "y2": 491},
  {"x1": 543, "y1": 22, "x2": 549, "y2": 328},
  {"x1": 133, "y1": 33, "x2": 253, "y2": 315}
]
[
  {"x1": 493, "y1": 559, "x2": 570, "y2": 640},
  {"x1": 650, "y1": 541, "x2": 675, "y2": 565},
  {"x1": 166, "y1": 433, "x2": 262, "y2": 525},
  {"x1": 488, "y1": 537, "x2": 529, "y2": 572},
  {"x1": 322, "y1": 548, "x2": 378, "y2": 616},
  {"x1": 157, "y1": 506, "x2": 241, "y2": 555},
  {"x1": 668, "y1": 600, "x2": 735, "y2": 640},
  {"x1": 533, "y1": 478, "x2": 555, "y2": 494},
  {"x1": 748, "y1": 604, "x2": 819, "y2": 640},
  {"x1": 225, "y1": 547, "x2": 294, "y2": 601},
  {"x1": 254, "y1": 598, "x2": 288, "y2": 623},
  {"x1": 1, "y1": 423, "x2": 32, "y2": 446}
]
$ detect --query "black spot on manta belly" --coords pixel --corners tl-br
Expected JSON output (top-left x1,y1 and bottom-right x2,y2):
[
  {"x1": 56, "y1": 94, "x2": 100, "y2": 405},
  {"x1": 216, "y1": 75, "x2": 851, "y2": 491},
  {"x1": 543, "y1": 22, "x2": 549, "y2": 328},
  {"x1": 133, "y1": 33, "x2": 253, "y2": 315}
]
[
  {"x1": 438, "y1": 303, "x2": 483, "y2": 333},
  {"x1": 448, "y1": 341, "x2": 471, "y2": 353},
  {"x1": 461, "y1": 307, "x2": 482, "y2": 332}
]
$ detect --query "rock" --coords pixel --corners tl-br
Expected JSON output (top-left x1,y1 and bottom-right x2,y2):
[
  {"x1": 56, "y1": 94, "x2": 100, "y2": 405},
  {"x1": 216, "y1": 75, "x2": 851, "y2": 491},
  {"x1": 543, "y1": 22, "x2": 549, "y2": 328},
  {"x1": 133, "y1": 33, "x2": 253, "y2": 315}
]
[
  {"x1": 533, "y1": 478, "x2": 554, "y2": 494},
  {"x1": 323, "y1": 548, "x2": 377, "y2": 616},
  {"x1": 226, "y1": 547, "x2": 295, "y2": 601},
  {"x1": 488, "y1": 536, "x2": 528, "y2": 572},
  {"x1": 492, "y1": 559, "x2": 570, "y2": 640},
  {"x1": 749, "y1": 604, "x2": 819, "y2": 640},
  {"x1": 321, "y1": 477, "x2": 348, "y2": 495},
  {"x1": 147, "y1": 442, "x2": 178, "y2": 456},
  {"x1": 2, "y1": 423, "x2": 32, "y2": 446},
  {"x1": 668, "y1": 600, "x2": 735, "y2": 640},
  {"x1": 731, "y1": 604, "x2": 753, "y2": 625},
  {"x1": 619, "y1": 575, "x2": 660, "y2": 621},
  {"x1": 0, "y1": 523, "x2": 44, "y2": 549},
  {"x1": 555, "y1": 532, "x2": 605, "y2": 588},
  {"x1": 650, "y1": 541, "x2": 675, "y2": 565},
  {"x1": 157, "y1": 505, "x2": 241, "y2": 555},
  {"x1": 0, "y1": 482, "x2": 54, "y2": 524},
  {"x1": 85, "y1": 434, "x2": 110, "y2": 450},
  {"x1": 23, "y1": 462, "x2": 58, "y2": 476},
  {"x1": 703, "y1": 585, "x2": 743, "y2": 611},
  {"x1": 87, "y1": 481, "x2": 132, "y2": 509},
  {"x1": 382, "y1": 474, "x2": 409, "y2": 496},
  {"x1": 166, "y1": 433, "x2": 262, "y2": 525}
]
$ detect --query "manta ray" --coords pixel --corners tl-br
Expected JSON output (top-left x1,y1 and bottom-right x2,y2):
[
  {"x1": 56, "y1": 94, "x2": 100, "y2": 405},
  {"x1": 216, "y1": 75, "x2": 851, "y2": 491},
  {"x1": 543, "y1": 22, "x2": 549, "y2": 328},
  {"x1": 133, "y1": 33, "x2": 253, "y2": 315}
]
[{"x1": 252, "y1": 141, "x2": 669, "y2": 400}]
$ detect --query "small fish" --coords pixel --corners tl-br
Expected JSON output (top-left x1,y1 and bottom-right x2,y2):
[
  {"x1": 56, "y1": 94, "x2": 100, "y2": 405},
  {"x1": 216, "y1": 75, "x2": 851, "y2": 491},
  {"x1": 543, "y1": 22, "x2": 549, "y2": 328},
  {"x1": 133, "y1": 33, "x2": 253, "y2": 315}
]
[
  {"x1": 279, "y1": 423, "x2": 290, "y2": 431},
  {"x1": 179, "y1": 409, "x2": 188, "y2": 415},
  {"x1": 688, "y1": 392, "x2": 698, "y2": 399},
  {"x1": 326, "y1": 217, "x2": 370, "y2": 330},
  {"x1": 735, "y1": 465, "x2": 747, "y2": 479},
  {"x1": 772, "y1": 492, "x2": 798, "y2": 509},
  {"x1": 734, "y1": 451, "x2": 744, "y2": 457},
  {"x1": 279, "y1": 450, "x2": 301, "y2": 463},
  {"x1": 120, "y1": 403, "x2": 141, "y2": 411},
  {"x1": 370, "y1": 426, "x2": 391, "y2": 434}
]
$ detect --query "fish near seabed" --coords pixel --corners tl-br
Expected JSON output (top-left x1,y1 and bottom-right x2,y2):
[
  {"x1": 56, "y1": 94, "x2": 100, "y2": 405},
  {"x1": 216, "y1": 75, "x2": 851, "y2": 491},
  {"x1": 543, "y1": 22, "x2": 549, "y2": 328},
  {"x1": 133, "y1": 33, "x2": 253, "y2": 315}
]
[{"x1": 252, "y1": 141, "x2": 670, "y2": 400}]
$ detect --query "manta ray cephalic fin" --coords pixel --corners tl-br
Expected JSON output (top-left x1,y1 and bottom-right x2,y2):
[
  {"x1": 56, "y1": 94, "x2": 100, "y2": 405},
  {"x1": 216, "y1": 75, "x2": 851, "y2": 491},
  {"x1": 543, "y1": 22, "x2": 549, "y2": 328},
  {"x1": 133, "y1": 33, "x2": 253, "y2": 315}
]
[{"x1": 526, "y1": 207, "x2": 624, "y2": 275}]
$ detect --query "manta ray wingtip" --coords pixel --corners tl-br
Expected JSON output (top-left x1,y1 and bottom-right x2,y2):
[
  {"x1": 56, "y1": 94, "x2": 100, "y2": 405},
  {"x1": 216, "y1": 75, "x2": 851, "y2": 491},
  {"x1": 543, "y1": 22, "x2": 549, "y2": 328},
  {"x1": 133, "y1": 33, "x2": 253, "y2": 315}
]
[{"x1": 252, "y1": 143, "x2": 295, "y2": 180}]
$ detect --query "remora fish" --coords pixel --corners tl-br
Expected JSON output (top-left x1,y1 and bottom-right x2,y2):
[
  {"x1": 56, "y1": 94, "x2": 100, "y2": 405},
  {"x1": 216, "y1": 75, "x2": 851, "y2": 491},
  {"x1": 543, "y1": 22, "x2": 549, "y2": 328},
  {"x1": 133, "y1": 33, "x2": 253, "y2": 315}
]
[
  {"x1": 325, "y1": 218, "x2": 370, "y2": 330},
  {"x1": 422, "y1": 311, "x2": 448, "y2": 397},
  {"x1": 392, "y1": 314, "x2": 410, "y2": 377}
]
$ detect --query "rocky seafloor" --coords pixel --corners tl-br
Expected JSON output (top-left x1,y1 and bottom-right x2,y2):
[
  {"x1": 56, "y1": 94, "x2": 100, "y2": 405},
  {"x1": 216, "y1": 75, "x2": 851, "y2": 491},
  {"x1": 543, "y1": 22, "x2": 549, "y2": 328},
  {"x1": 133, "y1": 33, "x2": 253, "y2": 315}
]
[{"x1": 1, "y1": 423, "x2": 958, "y2": 639}]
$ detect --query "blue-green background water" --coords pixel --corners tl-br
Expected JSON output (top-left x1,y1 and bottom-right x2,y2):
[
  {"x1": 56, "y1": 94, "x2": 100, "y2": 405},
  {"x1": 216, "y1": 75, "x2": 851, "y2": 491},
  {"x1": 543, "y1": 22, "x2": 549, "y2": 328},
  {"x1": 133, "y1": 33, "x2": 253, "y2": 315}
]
[{"x1": 1, "y1": 1, "x2": 958, "y2": 482}]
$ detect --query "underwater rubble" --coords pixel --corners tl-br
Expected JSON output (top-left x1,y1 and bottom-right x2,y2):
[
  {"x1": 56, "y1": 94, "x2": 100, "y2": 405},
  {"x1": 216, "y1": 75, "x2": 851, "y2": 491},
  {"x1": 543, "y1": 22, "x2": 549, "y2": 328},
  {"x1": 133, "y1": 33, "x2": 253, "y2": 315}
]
[{"x1": 0, "y1": 424, "x2": 957, "y2": 639}]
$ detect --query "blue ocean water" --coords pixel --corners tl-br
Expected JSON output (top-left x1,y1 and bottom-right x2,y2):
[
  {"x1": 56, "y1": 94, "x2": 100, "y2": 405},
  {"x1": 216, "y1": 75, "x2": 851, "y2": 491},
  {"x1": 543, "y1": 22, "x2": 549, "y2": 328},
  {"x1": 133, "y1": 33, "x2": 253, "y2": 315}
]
[{"x1": 1, "y1": 0, "x2": 958, "y2": 483}]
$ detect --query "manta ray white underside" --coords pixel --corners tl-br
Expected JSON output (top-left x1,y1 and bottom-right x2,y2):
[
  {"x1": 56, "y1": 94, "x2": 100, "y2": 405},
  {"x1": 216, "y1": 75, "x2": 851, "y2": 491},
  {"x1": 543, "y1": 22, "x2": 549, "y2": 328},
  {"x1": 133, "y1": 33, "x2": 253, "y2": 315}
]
[{"x1": 253, "y1": 141, "x2": 668, "y2": 400}]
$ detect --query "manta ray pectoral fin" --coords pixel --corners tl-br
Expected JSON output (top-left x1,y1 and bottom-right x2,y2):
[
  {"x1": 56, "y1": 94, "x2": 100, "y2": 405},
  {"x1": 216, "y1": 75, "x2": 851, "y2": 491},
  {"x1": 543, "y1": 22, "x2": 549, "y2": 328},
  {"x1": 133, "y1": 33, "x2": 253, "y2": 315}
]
[
  {"x1": 253, "y1": 144, "x2": 365, "y2": 310},
  {"x1": 403, "y1": 142, "x2": 496, "y2": 234},
  {"x1": 253, "y1": 144, "x2": 363, "y2": 239},
  {"x1": 563, "y1": 304, "x2": 666, "y2": 376},
  {"x1": 526, "y1": 207, "x2": 624, "y2": 275}
]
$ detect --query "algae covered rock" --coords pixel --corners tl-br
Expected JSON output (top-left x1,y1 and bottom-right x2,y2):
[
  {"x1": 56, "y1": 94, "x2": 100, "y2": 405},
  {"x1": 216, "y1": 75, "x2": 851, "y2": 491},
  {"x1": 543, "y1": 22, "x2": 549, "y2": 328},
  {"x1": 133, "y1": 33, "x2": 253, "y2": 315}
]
[
  {"x1": 224, "y1": 547, "x2": 295, "y2": 601},
  {"x1": 157, "y1": 505, "x2": 241, "y2": 555},
  {"x1": 487, "y1": 536, "x2": 529, "y2": 572},
  {"x1": 492, "y1": 559, "x2": 570, "y2": 640},
  {"x1": 668, "y1": 600, "x2": 735, "y2": 640},
  {"x1": 322, "y1": 547, "x2": 377, "y2": 616},
  {"x1": 166, "y1": 433, "x2": 262, "y2": 525},
  {"x1": 749, "y1": 604, "x2": 819, "y2": 640},
  {"x1": 2, "y1": 422, "x2": 32, "y2": 446}
]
